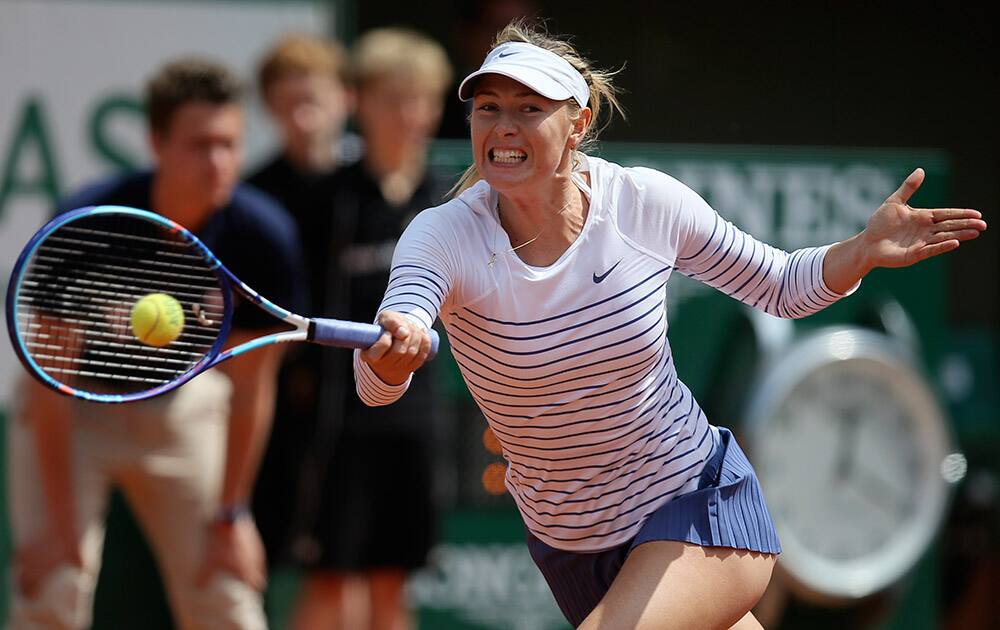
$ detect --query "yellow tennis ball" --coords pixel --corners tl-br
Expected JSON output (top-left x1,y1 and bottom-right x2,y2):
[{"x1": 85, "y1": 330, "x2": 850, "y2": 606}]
[{"x1": 130, "y1": 293, "x2": 185, "y2": 347}]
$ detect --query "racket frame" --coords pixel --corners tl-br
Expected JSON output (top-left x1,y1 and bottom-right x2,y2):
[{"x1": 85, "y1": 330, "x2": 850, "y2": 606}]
[{"x1": 7, "y1": 206, "x2": 311, "y2": 403}]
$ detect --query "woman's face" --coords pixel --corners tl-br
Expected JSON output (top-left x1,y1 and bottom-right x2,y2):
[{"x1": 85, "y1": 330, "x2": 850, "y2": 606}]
[{"x1": 470, "y1": 74, "x2": 587, "y2": 195}]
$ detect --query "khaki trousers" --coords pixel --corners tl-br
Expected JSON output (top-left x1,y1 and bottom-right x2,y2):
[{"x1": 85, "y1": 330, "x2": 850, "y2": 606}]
[{"x1": 6, "y1": 371, "x2": 267, "y2": 630}]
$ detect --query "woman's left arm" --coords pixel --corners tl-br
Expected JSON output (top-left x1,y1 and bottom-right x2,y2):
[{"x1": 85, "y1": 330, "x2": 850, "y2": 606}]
[{"x1": 824, "y1": 168, "x2": 987, "y2": 293}]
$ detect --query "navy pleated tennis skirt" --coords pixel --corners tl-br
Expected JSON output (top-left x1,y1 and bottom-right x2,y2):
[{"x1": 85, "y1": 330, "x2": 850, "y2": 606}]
[{"x1": 526, "y1": 426, "x2": 781, "y2": 628}]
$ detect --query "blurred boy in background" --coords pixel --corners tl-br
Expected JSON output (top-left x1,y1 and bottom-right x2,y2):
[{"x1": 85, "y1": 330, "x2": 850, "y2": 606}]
[
  {"x1": 247, "y1": 32, "x2": 357, "y2": 579},
  {"x1": 287, "y1": 28, "x2": 453, "y2": 630},
  {"x1": 248, "y1": 32, "x2": 356, "y2": 224}
]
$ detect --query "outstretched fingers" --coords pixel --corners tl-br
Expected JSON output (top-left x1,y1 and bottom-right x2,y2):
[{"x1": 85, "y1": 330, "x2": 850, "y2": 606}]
[
  {"x1": 913, "y1": 239, "x2": 961, "y2": 263},
  {"x1": 930, "y1": 208, "x2": 986, "y2": 223},
  {"x1": 927, "y1": 210, "x2": 987, "y2": 243},
  {"x1": 926, "y1": 229, "x2": 982, "y2": 244}
]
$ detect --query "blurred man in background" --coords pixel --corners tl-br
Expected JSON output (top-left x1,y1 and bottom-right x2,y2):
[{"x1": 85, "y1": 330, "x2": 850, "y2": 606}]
[
  {"x1": 287, "y1": 27, "x2": 453, "y2": 630},
  {"x1": 7, "y1": 57, "x2": 304, "y2": 630}
]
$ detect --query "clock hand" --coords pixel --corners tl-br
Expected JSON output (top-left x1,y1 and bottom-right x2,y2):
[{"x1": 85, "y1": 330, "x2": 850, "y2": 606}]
[
  {"x1": 844, "y1": 475, "x2": 900, "y2": 529},
  {"x1": 854, "y1": 465, "x2": 912, "y2": 518}
]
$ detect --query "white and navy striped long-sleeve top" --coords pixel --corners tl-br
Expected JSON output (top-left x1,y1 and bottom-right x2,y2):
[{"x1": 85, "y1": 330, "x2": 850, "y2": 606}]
[{"x1": 354, "y1": 155, "x2": 855, "y2": 552}]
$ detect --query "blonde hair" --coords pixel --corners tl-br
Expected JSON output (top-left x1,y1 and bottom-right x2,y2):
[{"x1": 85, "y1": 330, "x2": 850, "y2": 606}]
[
  {"x1": 257, "y1": 33, "x2": 349, "y2": 96},
  {"x1": 351, "y1": 27, "x2": 453, "y2": 94},
  {"x1": 452, "y1": 19, "x2": 625, "y2": 195}
]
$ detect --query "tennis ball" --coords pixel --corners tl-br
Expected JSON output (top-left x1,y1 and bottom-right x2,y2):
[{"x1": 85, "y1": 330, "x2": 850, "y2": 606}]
[{"x1": 131, "y1": 293, "x2": 185, "y2": 347}]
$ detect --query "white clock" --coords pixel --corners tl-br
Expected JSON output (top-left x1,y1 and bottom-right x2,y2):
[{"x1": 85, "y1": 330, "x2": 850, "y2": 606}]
[{"x1": 744, "y1": 326, "x2": 959, "y2": 601}]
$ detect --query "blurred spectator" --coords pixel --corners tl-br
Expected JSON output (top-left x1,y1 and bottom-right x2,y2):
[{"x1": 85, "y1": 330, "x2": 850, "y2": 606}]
[
  {"x1": 246, "y1": 32, "x2": 357, "y2": 576},
  {"x1": 6, "y1": 57, "x2": 305, "y2": 629},
  {"x1": 287, "y1": 28, "x2": 453, "y2": 630},
  {"x1": 248, "y1": 32, "x2": 357, "y2": 216}
]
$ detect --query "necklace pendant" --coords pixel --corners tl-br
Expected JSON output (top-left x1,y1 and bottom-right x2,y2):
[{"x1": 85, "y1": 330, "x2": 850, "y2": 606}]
[{"x1": 488, "y1": 252, "x2": 496, "y2": 269}]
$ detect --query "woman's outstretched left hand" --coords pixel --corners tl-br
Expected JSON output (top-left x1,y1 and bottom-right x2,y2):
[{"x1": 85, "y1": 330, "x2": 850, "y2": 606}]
[
  {"x1": 861, "y1": 168, "x2": 986, "y2": 269},
  {"x1": 824, "y1": 168, "x2": 987, "y2": 294}
]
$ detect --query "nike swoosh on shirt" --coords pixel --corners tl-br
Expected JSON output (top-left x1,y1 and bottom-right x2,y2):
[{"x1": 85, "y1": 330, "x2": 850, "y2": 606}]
[
  {"x1": 593, "y1": 259, "x2": 623, "y2": 283},
  {"x1": 497, "y1": 51, "x2": 519, "y2": 58}
]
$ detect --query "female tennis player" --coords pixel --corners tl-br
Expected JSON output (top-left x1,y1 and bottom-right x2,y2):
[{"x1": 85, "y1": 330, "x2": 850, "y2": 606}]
[{"x1": 354, "y1": 21, "x2": 986, "y2": 629}]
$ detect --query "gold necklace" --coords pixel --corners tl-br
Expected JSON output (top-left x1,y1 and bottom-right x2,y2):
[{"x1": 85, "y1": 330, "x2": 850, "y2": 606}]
[{"x1": 488, "y1": 199, "x2": 575, "y2": 269}]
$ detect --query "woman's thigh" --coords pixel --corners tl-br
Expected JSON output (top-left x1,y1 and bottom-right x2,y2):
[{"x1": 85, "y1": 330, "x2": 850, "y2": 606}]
[{"x1": 578, "y1": 541, "x2": 776, "y2": 630}]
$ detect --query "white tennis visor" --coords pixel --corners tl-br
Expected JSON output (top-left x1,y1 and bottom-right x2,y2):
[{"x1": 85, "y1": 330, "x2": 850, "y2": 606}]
[{"x1": 458, "y1": 42, "x2": 589, "y2": 108}]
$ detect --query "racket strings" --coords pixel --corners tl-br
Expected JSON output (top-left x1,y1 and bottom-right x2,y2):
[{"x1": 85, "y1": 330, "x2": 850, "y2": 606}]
[
  {"x1": 22, "y1": 322, "x2": 213, "y2": 353},
  {"x1": 15, "y1": 213, "x2": 226, "y2": 395},
  {"x1": 18, "y1": 309, "x2": 219, "y2": 345},
  {"x1": 34, "y1": 246, "x2": 221, "y2": 284},
  {"x1": 21, "y1": 268, "x2": 224, "y2": 306},
  {"x1": 17, "y1": 288, "x2": 222, "y2": 342}
]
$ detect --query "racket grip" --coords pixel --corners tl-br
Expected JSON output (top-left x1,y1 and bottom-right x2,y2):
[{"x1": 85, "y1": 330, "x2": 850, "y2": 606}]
[{"x1": 310, "y1": 318, "x2": 439, "y2": 360}]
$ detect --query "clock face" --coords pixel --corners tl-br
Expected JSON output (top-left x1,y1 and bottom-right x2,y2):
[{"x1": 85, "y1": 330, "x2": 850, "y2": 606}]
[{"x1": 745, "y1": 328, "x2": 954, "y2": 600}]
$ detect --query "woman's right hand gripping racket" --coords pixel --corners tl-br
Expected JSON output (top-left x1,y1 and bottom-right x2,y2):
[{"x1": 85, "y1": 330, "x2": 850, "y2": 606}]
[{"x1": 5, "y1": 205, "x2": 438, "y2": 403}]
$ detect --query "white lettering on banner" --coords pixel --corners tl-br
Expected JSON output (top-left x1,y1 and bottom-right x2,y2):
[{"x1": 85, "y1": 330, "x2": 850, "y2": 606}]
[
  {"x1": 611, "y1": 159, "x2": 900, "y2": 309},
  {"x1": 409, "y1": 544, "x2": 569, "y2": 630},
  {"x1": 667, "y1": 162, "x2": 896, "y2": 250}
]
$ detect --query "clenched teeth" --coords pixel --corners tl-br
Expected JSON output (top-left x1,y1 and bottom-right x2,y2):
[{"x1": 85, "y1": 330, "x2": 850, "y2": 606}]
[{"x1": 490, "y1": 148, "x2": 527, "y2": 163}]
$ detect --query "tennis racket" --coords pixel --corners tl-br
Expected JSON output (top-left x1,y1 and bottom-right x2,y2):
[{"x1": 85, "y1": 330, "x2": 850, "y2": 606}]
[{"x1": 5, "y1": 205, "x2": 438, "y2": 403}]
